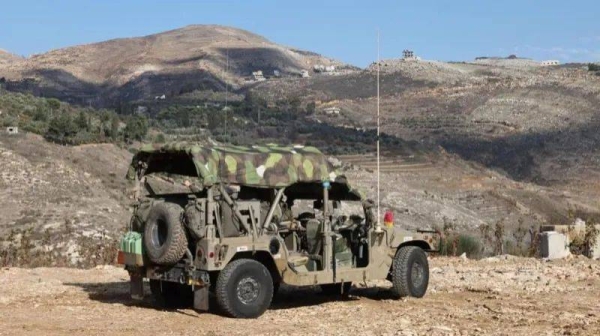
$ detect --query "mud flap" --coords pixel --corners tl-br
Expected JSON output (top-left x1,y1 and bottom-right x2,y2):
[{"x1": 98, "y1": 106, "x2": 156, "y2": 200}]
[
  {"x1": 130, "y1": 274, "x2": 144, "y2": 300},
  {"x1": 193, "y1": 286, "x2": 209, "y2": 312}
]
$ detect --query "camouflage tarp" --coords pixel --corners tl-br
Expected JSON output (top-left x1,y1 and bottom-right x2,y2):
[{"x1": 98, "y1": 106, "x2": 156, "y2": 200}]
[{"x1": 127, "y1": 142, "x2": 340, "y2": 188}]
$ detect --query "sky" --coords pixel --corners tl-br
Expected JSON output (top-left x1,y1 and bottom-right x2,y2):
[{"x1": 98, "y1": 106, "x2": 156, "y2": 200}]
[{"x1": 1, "y1": 0, "x2": 599, "y2": 67}]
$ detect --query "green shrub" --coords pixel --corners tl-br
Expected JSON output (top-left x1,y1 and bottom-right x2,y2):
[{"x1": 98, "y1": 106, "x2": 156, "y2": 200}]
[
  {"x1": 123, "y1": 115, "x2": 148, "y2": 142},
  {"x1": 154, "y1": 133, "x2": 166, "y2": 143},
  {"x1": 588, "y1": 63, "x2": 600, "y2": 72},
  {"x1": 439, "y1": 233, "x2": 484, "y2": 258},
  {"x1": 45, "y1": 113, "x2": 78, "y2": 144},
  {"x1": 0, "y1": 92, "x2": 125, "y2": 146}
]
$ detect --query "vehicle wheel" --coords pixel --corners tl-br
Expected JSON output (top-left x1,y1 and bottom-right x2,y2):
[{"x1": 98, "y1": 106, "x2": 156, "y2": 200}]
[
  {"x1": 149, "y1": 280, "x2": 193, "y2": 308},
  {"x1": 391, "y1": 246, "x2": 429, "y2": 298},
  {"x1": 320, "y1": 282, "x2": 352, "y2": 296},
  {"x1": 143, "y1": 202, "x2": 188, "y2": 265},
  {"x1": 215, "y1": 259, "x2": 274, "y2": 318}
]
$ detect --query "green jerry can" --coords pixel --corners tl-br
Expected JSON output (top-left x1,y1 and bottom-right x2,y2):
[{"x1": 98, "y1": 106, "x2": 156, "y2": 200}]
[{"x1": 118, "y1": 231, "x2": 144, "y2": 266}]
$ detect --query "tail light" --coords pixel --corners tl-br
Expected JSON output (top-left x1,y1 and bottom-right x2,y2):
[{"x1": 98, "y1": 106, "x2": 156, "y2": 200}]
[
  {"x1": 384, "y1": 210, "x2": 394, "y2": 227},
  {"x1": 117, "y1": 250, "x2": 125, "y2": 265}
]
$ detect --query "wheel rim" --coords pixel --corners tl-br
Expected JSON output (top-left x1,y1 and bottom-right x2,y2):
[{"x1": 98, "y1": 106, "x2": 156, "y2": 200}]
[
  {"x1": 410, "y1": 261, "x2": 425, "y2": 288},
  {"x1": 152, "y1": 219, "x2": 168, "y2": 247},
  {"x1": 236, "y1": 276, "x2": 260, "y2": 304}
]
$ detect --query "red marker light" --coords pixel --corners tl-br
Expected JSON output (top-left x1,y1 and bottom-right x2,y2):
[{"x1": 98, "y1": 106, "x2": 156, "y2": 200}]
[
  {"x1": 384, "y1": 211, "x2": 394, "y2": 227},
  {"x1": 117, "y1": 250, "x2": 125, "y2": 265}
]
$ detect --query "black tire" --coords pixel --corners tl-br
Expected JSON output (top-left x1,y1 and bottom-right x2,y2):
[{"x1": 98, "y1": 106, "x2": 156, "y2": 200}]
[
  {"x1": 149, "y1": 280, "x2": 193, "y2": 308},
  {"x1": 320, "y1": 282, "x2": 352, "y2": 296},
  {"x1": 391, "y1": 246, "x2": 429, "y2": 298},
  {"x1": 216, "y1": 259, "x2": 274, "y2": 318},
  {"x1": 143, "y1": 202, "x2": 188, "y2": 265}
]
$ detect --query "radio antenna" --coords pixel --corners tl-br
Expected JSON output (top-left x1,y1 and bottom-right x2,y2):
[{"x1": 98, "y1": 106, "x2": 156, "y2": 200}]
[
  {"x1": 224, "y1": 31, "x2": 230, "y2": 142},
  {"x1": 375, "y1": 29, "x2": 383, "y2": 233}
]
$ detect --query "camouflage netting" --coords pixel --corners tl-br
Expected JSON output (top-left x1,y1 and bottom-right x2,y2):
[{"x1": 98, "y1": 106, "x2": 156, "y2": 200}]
[{"x1": 127, "y1": 143, "x2": 341, "y2": 188}]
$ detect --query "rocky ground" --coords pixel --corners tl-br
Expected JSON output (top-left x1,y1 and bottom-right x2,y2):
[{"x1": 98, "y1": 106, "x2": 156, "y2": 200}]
[
  {"x1": 0, "y1": 256, "x2": 598, "y2": 335},
  {"x1": 0, "y1": 133, "x2": 131, "y2": 267}
]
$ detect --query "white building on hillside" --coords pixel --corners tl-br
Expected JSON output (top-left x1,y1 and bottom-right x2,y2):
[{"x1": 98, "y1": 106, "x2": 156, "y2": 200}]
[
  {"x1": 252, "y1": 71, "x2": 266, "y2": 81},
  {"x1": 322, "y1": 107, "x2": 340, "y2": 115},
  {"x1": 541, "y1": 60, "x2": 560, "y2": 66},
  {"x1": 402, "y1": 50, "x2": 421, "y2": 62},
  {"x1": 6, "y1": 126, "x2": 18, "y2": 135}
]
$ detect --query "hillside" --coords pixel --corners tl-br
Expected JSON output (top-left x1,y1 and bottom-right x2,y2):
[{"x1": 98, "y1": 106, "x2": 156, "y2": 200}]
[
  {"x1": 0, "y1": 25, "x2": 345, "y2": 106},
  {"x1": 0, "y1": 133, "x2": 132, "y2": 267},
  {"x1": 253, "y1": 59, "x2": 600, "y2": 187},
  {"x1": 0, "y1": 50, "x2": 23, "y2": 67},
  {"x1": 2, "y1": 27, "x2": 600, "y2": 261},
  {"x1": 247, "y1": 58, "x2": 600, "y2": 235}
]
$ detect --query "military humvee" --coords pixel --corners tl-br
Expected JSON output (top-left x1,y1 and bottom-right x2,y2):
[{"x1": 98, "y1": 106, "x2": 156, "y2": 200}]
[{"x1": 119, "y1": 143, "x2": 439, "y2": 318}]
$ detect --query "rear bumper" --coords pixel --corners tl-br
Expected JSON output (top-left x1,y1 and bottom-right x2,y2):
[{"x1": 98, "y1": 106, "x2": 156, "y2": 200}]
[
  {"x1": 126, "y1": 264, "x2": 210, "y2": 287},
  {"x1": 147, "y1": 265, "x2": 210, "y2": 287},
  {"x1": 126, "y1": 264, "x2": 211, "y2": 311}
]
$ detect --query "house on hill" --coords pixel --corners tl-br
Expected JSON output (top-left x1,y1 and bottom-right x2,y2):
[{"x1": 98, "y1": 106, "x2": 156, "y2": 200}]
[{"x1": 541, "y1": 60, "x2": 560, "y2": 66}]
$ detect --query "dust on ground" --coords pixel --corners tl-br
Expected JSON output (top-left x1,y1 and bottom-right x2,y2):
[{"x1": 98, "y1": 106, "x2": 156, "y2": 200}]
[{"x1": 0, "y1": 256, "x2": 598, "y2": 336}]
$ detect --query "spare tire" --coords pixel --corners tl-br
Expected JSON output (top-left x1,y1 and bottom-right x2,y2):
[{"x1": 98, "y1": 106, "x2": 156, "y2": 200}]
[{"x1": 143, "y1": 202, "x2": 188, "y2": 265}]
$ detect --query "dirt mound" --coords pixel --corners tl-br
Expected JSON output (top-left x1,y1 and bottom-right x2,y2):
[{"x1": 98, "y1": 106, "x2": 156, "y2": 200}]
[{"x1": 0, "y1": 256, "x2": 598, "y2": 335}]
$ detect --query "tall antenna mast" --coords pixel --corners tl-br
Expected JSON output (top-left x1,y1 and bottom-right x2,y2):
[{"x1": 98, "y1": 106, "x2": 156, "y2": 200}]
[
  {"x1": 224, "y1": 32, "x2": 230, "y2": 142},
  {"x1": 375, "y1": 29, "x2": 382, "y2": 233}
]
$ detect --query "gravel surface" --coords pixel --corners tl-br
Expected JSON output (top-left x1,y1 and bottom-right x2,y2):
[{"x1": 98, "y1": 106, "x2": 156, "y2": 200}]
[{"x1": 0, "y1": 256, "x2": 598, "y2": 335}]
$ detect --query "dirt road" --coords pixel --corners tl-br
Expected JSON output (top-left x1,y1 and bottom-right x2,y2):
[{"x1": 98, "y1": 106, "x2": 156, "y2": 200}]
[{"x1": 0, "y1": 256, "x2": 598, "y2": 336}]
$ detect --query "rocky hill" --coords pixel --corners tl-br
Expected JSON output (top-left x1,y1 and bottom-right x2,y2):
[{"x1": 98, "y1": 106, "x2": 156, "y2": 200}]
[
  {"x1": 0, "y1": 133, "x2": 132, "y2": 267},
  {"x1": 254, "y1": 60, "x2": 599, "y2": 185},
  {"x1": 0, "y1": 50, "x2": 22, "y2": 67},
  {"x1": 0, "y1": 25, "x2": 345, "y2": 106},
  {"x1": 2, "y1": 27, "x2": 600, "y2": 262}
]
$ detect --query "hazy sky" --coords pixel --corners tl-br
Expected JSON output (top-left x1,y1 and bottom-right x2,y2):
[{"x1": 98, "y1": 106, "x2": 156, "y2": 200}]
[{"x1": 2, "y1": 0, "x2": 599, "y2": 67}]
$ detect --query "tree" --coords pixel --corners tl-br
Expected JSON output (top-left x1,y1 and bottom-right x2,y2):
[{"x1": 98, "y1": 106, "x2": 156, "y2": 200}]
[
  {"x1": 45, "y1": 113, "x2": 78, "y2": 144},
  {"x1": 47, "y1": 98, "x2": 61, "y2": 111},
  {"x1": 110, "y1": 114, "x2": 120, "y2": 140},
  {"x1": 288, "y1": 96, "x2": 301, "y2": 113},
  {"x1": 33, "y1": 107, "x2": 48, "y2": 122},
  {"x1": 306, "y1": 101, "x2": 316, "y2": 115},
  {"x1": 154, "y1": 133, "x2": 166, "y2": 143},
  {"x1": 123, "y1": 115, "x2": 149, "y2": 142},
  {"x1": 207, "y1": 111, "x2": 225, "y2": 131},
  {"x1": 588, "y1": 63, "x2": 600, "y2": 72},
  {"x1": 75, "y1": 111, "x2": 89, "y2": 131}
]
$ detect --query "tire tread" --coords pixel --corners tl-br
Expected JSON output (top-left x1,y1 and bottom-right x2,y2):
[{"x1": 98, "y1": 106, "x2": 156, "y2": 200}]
[
  {"x1": 144, "y1": 202, "x2": 188, "y2": 265},
  {"x1": 391, "y1": 246, "x2": 429, "y2": 298},
  {"x1": 215, "y1": 259, "x2": 273, "y2": 318}
]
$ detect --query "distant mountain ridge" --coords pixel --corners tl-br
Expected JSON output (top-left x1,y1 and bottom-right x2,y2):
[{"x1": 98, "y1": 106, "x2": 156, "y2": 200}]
[
  {"x1": 0, "y1": 50, "x2": 23, "y2": 67},
  {"x1": 0, "y1": 25, "x2": 343, "y2": 106}
]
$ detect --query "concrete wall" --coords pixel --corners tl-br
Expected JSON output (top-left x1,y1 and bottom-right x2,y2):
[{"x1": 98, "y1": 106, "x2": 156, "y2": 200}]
[
  {"x1": 539, "y1": 232, "x2": 570, "y2": 259},
  {"x1": 541, "y1": 223, "x2": 600, "y2": 259}
]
